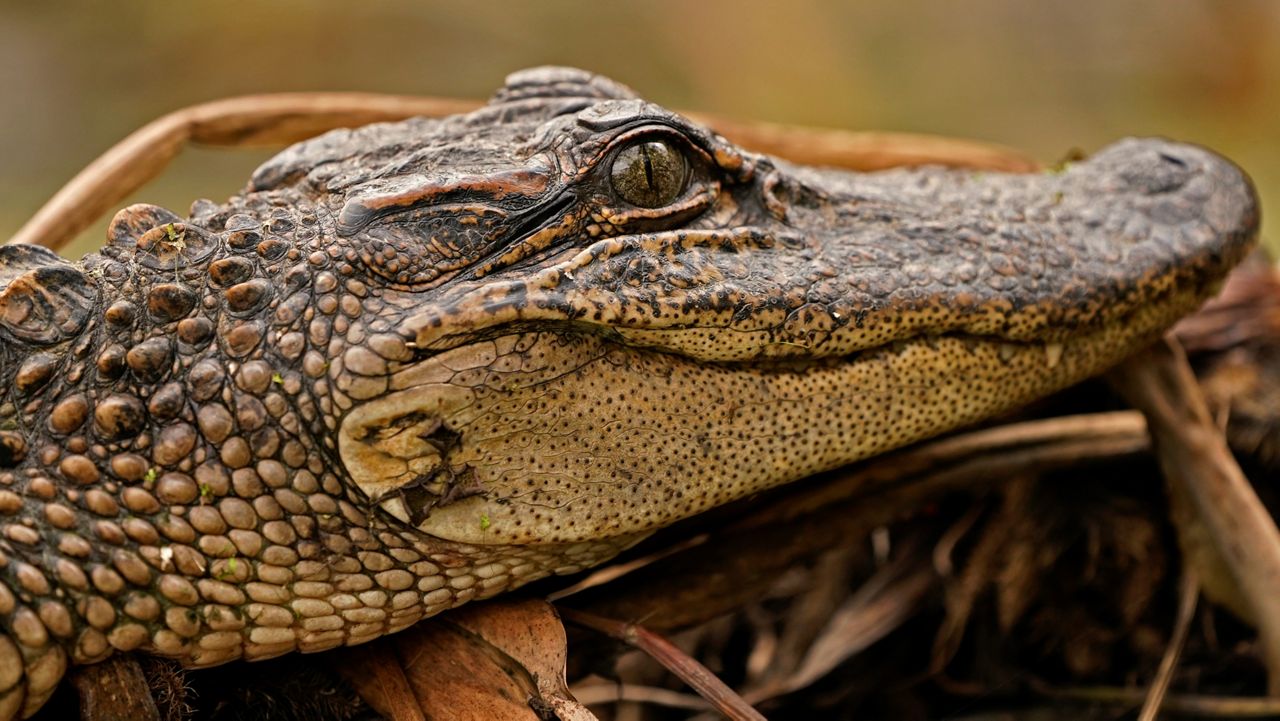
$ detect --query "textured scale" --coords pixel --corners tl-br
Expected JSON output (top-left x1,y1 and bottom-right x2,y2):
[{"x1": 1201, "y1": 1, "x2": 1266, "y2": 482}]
[
  {"x1": 0, "y1": 245, "x2": 96, "y2": 346},
  {"x1": 0, "y1": 67, "x2": 1260, "y2": 718}
]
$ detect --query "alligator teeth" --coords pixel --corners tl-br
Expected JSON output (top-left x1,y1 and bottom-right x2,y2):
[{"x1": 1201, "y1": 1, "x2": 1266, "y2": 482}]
[
  {"x1": 380, "y1": 497, "x2": 412, "y2": 524},
  {"x1": 1045, "y1": 343, "x2": 1064, "y2": 369},
  {"x1": 998, "y1": 343, "x2": 1018, "y2": 362}
]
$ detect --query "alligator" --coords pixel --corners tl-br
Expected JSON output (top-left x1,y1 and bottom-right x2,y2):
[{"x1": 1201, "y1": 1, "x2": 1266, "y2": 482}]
[{"x1": 0, "y1": 67, "x2": 1259, "y2": 718}]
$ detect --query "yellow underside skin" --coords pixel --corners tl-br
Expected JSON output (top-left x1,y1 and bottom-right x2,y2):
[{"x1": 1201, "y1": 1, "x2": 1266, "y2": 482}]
[{"x1": 341, "y1": 283, "x2": 1201, "y2": 549}]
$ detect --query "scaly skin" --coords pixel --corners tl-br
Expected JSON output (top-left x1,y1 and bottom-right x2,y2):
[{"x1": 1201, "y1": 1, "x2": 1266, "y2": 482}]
[{"x1": 0, "y1": 67, "x2": 1259, "y2": 717}]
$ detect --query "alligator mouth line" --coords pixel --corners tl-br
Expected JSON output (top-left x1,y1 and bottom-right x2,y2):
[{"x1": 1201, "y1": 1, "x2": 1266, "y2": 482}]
[{"x1": 405, "y1": 317, "x2": 1094, "y2": 374}]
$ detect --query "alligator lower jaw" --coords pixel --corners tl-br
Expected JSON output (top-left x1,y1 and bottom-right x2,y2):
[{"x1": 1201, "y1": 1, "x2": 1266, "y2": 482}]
[{"x1": 338, "y1": 276, "x2": 1206, "y2": 550}]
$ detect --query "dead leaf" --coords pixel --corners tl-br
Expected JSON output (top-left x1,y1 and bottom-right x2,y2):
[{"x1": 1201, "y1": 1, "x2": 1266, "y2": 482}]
[{"x1": 341, "y1": 599, "x2": 596, "y2": 721}]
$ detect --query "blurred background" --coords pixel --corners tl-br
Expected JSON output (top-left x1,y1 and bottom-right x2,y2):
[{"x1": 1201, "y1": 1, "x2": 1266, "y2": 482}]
[{"x1": 0, "y1": 0, "x2": 1276, "y2": 257}]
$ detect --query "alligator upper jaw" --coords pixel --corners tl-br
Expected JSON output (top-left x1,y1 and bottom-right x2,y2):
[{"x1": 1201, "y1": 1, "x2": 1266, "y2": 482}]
[{"x1": 396, "y1": 137, "x2": 1259, "y2": 364}]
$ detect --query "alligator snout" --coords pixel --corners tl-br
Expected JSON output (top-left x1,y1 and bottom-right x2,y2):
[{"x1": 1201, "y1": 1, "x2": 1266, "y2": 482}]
[
  {"x1": 1090, "y1": 138, "x2": 1257, "y2": 248},
  {"x1": 1113, "y1": 139, "x2": 1217, "y2": 194},
  {"x1": 365, "y1": 133, "x2": 1259, "y2": 548},
  {"x1": 1053, "y1": 138, "x2": 1260, "y2": 328}
]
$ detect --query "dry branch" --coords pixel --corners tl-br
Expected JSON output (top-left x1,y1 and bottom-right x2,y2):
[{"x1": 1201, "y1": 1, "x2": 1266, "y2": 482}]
[
  {"x1": 1109, "y1": 337, "x2": 1280, "y2": 694},
  {"x1": 7, "y1": 93, "x2": 1037, "y2": 252}
]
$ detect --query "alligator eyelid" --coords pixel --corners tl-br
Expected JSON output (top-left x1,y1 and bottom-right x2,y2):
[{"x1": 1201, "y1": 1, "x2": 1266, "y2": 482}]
[
  {"x1": 594, "y1": 122, "x2": 712, "y2": 164},
  {"x1": 338, "y1": 168, "x2": 552, "y2": 236}
]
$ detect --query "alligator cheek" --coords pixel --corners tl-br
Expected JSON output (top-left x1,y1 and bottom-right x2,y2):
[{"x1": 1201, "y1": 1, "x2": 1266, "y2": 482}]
[
  {"x1": 339, "y1": 278, "x2": 1196, "y2": 548},
  {"x1": 338, "y1": 382, "x2": 474, "y2": 508}
]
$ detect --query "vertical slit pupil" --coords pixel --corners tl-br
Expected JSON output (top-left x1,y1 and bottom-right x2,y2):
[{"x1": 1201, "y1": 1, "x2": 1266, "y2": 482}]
[
  {"x1": 610, "y1": 138, "x2": 689, "y2": 209},
  {"x1": 642, "y1": 145, "x2": 656, "y2": 191}
]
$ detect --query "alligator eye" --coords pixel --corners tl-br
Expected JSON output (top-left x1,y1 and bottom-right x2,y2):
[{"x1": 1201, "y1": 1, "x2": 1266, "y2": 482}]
[{"x1": 610, "y1": 139, "x2": 689, "y2": 208}]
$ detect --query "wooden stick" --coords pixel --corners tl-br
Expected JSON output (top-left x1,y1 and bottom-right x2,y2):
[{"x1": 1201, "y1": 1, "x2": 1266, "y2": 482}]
[
  {"x1": 1109, "y1": 337, "x2": 1280, "y2": 694},
  {"x1": 572, "y1": 683, "x2": 711, "y2": 711},
  {"x1": 1045, "y1": 685, "x2": 1280, "y2": 717},
  {"x1": 8, "y1": 93, "x2": 1037, "y2": 252},
  {"x1": 1137, "y1": 571, "x2": 1199, "y2": 721},
  {"x1": 735, "y1": 410, "x2": 1149, "y2": 530},
  {"x1": 560, "y1": 608, "x2": 769, "y2": 721},
  {"x1": 568, "y1": 411, "x2": 1150, "y2": 632},
  {"x1": 692, "y1": 115, "x2": 1038, "y2": 174},
  {"x1": 69, "y1": 654, "x2": 161, "y2": 721},
  {"x1": 7, "y1": 93, "x2": 479, "y2": 252}
]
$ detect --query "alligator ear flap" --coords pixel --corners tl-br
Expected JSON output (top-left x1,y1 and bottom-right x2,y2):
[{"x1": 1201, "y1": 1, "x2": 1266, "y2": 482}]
[
  {"x1": 492, "y1": 66, "x2": 639, "y2": 104},
  {"x1": 0, "y1": 245, "x2": 96, "y2": 345},
  {"x1": 107, "y1": 203, "x2": 184, "y2": 248}
]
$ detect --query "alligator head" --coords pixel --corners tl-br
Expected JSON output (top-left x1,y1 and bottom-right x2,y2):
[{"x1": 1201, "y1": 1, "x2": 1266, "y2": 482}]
[{"x1": 0, "y1": 67, "x2": 1258, "y2": 717}]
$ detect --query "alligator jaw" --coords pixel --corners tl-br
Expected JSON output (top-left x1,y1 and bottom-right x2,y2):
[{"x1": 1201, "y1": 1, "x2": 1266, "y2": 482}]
[
  {"x1": 343, "y1": 281, "x2": 1201, "y2": 547},
  {"x1": 342, "y1": 139, "x2": 1258, "y2": 547}
]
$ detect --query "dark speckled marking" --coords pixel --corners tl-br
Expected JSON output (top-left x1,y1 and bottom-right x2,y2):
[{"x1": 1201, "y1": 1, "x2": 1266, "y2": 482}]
[{"x1": 0, "y1": 66, "x2": 1259, "y2": 719}]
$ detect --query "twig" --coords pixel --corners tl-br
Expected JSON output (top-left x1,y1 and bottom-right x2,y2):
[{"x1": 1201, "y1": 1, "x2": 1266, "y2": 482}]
[
  {"x1": 1044, "y1": 684, "x2": 1280, "y2": 717},
  {"x1": 1174, "y1": 263, "x2": 1280, "y2": 353},
  {"x1": 762, "y1": 544, "x2": 862, "y2": 685},
  {"x1": 559, "y1": 608, "x2": 769, "y2": 721},
  {"x1": 1137, "y1": 571, "x2": 1200, "y2": 721},
  {"x1": 744, "y1": 557, "x2": 937, "y2": 704},
  {"x1": 8, "y1": 93, "x2": 1035, "y2": 252},
  {"x1": 734, "y1": 411, "x2": 1150, "y2": 530},
  {"x1": 70, "y1": 654, "x2": 161, "y2": 721},
  {"x1": 1108, "y1": 336, "x2": 1280, "y2": 694},
  {"x1": 569, "y1": 412, "x2": 1150, "y2": 633},
  {"x1": 572, "y1": 683, "x2": 712, "y2": 711},
  {"x1": 688, "y1": 116, "x2": 1038, "y2": 174},
  {"x1": 7, "y1": 93, "x2": 480, "y2": 252}
]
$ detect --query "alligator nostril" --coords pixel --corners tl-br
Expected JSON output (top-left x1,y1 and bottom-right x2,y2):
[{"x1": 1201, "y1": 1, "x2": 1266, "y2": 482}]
[{"x1": 1120, "y1": 148, "x2": 1194, "y2": 195}]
